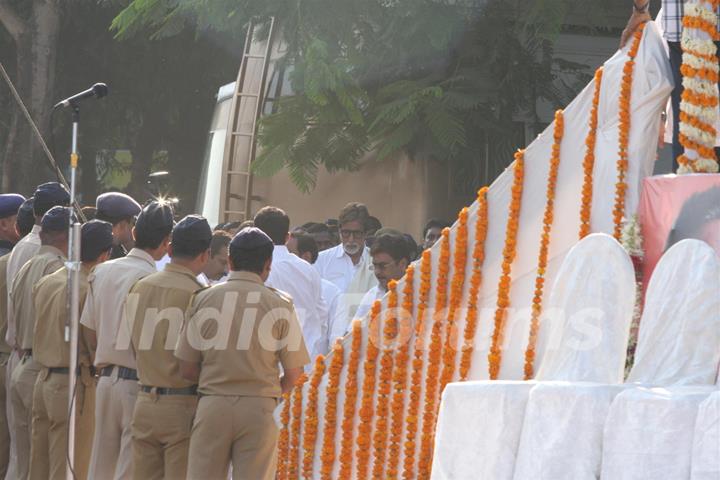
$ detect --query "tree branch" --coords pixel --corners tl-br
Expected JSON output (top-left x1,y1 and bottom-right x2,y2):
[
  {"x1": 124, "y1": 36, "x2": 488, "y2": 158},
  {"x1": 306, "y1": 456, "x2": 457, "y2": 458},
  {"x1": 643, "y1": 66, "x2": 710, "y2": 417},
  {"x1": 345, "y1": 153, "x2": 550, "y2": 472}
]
[{"x1": 0, "y1": 0, "x2": 27, "y2": 43}]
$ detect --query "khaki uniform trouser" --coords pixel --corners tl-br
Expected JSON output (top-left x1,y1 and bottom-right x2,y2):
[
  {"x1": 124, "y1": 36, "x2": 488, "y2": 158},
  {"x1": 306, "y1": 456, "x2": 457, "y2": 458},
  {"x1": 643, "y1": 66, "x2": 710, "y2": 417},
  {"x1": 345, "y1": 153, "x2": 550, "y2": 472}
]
[
  {"x1": 88, "y1": 374, "x2": 138, "y2": 480},
  {"x1": 10, "y1": 355, "x2": 40, "y2": 480},
  {"x1": 131, "y1": 391, "x2": 198, "y2": 480},
  {"x1": 5, "y1": 350, "x2": 20, "y2": 480},
  {"x1": 27, "y1": 367, "x2": 96, "y2": 480},
  {"x1": 186, "y1": 395, "x2": 279, "y2": 480},
  {"x1": 0, "y1": 352, "x2": 10, "y2": 479}
]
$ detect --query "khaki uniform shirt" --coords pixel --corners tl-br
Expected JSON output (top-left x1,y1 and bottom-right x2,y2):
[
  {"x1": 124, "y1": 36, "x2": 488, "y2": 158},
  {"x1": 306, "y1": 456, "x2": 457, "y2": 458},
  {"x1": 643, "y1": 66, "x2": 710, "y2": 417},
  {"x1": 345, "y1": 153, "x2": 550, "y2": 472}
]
[
  {"x1": 0, "y1": 254, "x2": 13, "y2": 353},
  {"x1": 6, "y1": 225, "x2": 41, "y2": 347},
  {"x1": 175, "y1": 271, "x2": 310, "y2": 398},
  {"x1": 10, "y1": 245, "x2": 66, "y2": 350},
  {"x1": 127, "y1": 263, "x2": 203, "y2": 389},
  {"x1": 33, "y1": 265, "x2": 93, "y2": 368},
  {"x1": 80, "y1": 248, "x2": 157, "y2": 369}
]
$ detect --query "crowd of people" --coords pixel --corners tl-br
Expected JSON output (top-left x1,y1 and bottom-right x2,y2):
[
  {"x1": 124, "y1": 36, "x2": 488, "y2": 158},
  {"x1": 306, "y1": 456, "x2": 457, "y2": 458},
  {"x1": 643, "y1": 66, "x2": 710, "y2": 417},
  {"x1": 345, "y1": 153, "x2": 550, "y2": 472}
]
[{"x1": 0, "y1": 180, "x2": 449, "y2": 479}]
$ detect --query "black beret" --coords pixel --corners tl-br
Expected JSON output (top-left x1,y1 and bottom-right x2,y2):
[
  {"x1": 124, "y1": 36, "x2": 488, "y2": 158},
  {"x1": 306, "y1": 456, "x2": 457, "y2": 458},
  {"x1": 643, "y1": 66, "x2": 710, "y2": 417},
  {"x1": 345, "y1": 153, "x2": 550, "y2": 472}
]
[
  {"x1": 135, "y1": 201, "x2": 174, "y2": 233},
  {"x1": 16, "y1": 198, "x2": 35, "y2": 233},
  {"x1": 230, "y1": 227, "x2": 273, "y2": 251},
  {"x1": 173, "y1": 215, "x2": 212, "y2": 245},
  {"x1": 41, "y1": 206, "x2": 75, "y2": 232},
  {"x1": 0, "y1": 194, "x2": 26, "y2": 219},
  {"x1": 81, "y1": 220, "x2": 114, "y2": 262},
  {"x1": 34, "y1": 182, "x2": 70, "y2": 216},
  {"x1": 96, "y1": 192, "x2": 141, "y2": 220}
]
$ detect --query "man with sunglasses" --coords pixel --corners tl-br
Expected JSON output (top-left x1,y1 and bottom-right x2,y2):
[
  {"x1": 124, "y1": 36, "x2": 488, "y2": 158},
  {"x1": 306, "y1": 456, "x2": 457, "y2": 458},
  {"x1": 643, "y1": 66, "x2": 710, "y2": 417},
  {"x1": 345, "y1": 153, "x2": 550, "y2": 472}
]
[{"x1": 355, "y1": 232, "x2": 413, "y2": 321}]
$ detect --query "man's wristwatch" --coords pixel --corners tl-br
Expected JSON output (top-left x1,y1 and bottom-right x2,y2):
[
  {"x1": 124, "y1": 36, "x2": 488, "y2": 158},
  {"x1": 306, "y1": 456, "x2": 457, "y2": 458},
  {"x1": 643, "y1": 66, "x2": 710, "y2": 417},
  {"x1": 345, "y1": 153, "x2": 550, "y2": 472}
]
[{"x1": 633, "y1": 1, "x2": 650, "y2": 13}]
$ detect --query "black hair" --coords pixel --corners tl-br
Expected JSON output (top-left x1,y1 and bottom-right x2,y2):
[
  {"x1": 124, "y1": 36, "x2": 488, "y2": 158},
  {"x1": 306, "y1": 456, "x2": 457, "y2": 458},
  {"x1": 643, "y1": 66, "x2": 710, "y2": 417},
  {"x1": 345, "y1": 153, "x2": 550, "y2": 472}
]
[
  {"x1": 365, "y1": 216, "x2": 382, "y2": 234},
  {"x1": 254, "y1": 206, "x2": 290, "y2": 245},
  {"x1": 665, "y1": 186, "x2": 720, "y2": 251},
  {"x1": 305, "y1": 222, "x2": 330, "y2": 235},
  {"x1": 229, "y1": 242, "x2": 274, "y2": 274},
  {"x1": 370, "y1": 233, "x2": 413, "y2": 264},
  {"x1": 81, "y1": 245, "x2": 112, "y2": 263},
  {"x1": 296, "y1": 234, "x2": 319, "y2": 264},
  {"x1": 210, "y1": 231, "x2": 232, "y2": 257},
  {"x1": 134, "y1": 224, "x2": 172, "y2": 250},
  {"x1": 16, "y1": 212, "x2": 35, "y2": 238},
  {"x1": 423, "y1": 219, "x2": 451, "y2": 238},
  {"x1": 172, "y1": 236, "x2": 211, "y2": 259}
]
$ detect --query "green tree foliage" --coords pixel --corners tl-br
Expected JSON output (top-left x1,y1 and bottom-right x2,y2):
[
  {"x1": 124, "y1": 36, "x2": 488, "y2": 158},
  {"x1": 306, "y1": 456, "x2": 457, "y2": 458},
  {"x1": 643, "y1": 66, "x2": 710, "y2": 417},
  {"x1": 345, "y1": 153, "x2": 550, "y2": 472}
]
[{"x1": 113, "y1": 0, "x2": 614, "y2": 193}]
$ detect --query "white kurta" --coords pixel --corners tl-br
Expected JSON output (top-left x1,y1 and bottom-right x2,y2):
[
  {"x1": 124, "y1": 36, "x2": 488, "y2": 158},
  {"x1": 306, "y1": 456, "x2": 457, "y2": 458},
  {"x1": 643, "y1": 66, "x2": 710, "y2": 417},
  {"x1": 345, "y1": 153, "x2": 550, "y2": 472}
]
[{"x1": 267, "y1": 245, "x2": 328, "y2": 360}]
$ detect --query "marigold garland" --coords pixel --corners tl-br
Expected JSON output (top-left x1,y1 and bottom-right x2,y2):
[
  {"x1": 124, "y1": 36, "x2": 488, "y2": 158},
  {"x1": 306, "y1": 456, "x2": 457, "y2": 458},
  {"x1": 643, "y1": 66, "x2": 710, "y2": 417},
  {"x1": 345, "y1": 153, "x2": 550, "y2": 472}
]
[
  {"x1": 612, "y1": 23, "x2": 644, "y2": 240},
  {"x1": 371, "y1": 280, "x2": 400, "y2": 479},
  {"x1": 417, "y1": 228, "x2": 451, "y2": 479},
  {"x1": 354, "y1": 301, "x2": 382, "y2": 479},
  {"x1": 320, "y1": 341, "x2": 344, "y2": 480},
  {"x1": 288, "y1": 373, "x2": 309, "y2": 480},
  {"x1": 523, "y1": 109, "x2": 565, "y2": 380},
  {"x1": 459, "y1": 187, "x2": 489, "y2": 381},
  {"x1": 386, "y1": 264, "x2": 415, "y2": 479},
  {"x1": 401, "y1": 250, "x2": 432, "y2": 480},
  {"x1": 338, "y1": 320, "x2": 362, "y2": 478},
  {"x1": 488, "y1": 150, "x2": 525, "y2": 380},
  {"x1": 677, "y1": 1, "x2": 719, "y2": 173},
  {"x1": 438, "y1": 207, "x2": 470, "y2": 398},
  {"x1": 302, "y1": 355, "x2": 326, "y2": 479},
  {"x1": 277, "y1": 391, "x2": 292, "y2": 480},
  {"x1": 579, "y1": 67, "x2": 604, "y2": 239}
]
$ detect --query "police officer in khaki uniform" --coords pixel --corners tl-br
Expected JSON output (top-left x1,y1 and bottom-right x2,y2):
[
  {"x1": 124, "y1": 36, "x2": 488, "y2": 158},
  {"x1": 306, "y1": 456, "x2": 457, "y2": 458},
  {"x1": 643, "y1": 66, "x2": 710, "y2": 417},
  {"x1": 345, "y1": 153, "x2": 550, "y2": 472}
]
[
  {"x1": 0, "y1": 198, "x2": 34, "y2": 478},
  {"x1": 95, "y1": 192, "x2": 142, "y2": 260},
  {"x1": 81, "y1": 201, "x2": 173, "y2": 480},
  {"x1": 175, "y1": 227, "x2": 309, "y2": 480},
  {"x1": 9, "y1": 206, "x2": 72, "y2": 480},
  {"x1": 28, "y1": 220, "x2": 114, "y2": 480},
  {"x1": 127, "y1": 215, "x2": 211, "y2": 479}
]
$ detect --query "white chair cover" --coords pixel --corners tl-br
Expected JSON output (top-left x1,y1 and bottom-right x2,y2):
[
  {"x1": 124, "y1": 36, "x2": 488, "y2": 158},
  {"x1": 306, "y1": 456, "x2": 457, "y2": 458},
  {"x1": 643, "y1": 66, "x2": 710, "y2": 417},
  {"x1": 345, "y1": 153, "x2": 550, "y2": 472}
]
[
  {"x1": 601, "y1": 386, "x2": 715, "y2": 480},
  {"x1": 691, "y1": 390, "x2": 720, "y2": 480},
  {"x1": 535, "y1": 234, "x2": 636, "y2": 382},
  {"x1": 432, "y1": 234, "x2": 635, "y2": 480},
  {"x1": 627, "y1": 239, "x2": 720, "y2": 385}
]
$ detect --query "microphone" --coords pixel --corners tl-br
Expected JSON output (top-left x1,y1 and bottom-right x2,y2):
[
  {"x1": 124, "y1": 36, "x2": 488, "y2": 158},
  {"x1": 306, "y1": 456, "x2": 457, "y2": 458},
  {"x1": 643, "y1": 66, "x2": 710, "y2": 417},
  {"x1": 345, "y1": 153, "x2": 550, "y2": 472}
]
[{"x1": 53, "y1": 83, "x2": 108, "y2": 109}]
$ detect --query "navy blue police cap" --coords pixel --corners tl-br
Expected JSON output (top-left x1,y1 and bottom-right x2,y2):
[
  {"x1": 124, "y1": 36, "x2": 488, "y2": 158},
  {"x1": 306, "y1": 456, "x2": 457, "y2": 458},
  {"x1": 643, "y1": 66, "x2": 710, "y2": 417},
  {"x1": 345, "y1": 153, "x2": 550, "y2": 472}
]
[
  {"x1": 33, "y1": 182, "x2": 70, "y2": 217},
  {"x1": 96, "y1": 192, "x2": 141, "y2": 221},
  {"x1": 230, "y1": 227, "x2": 273, "y2": 251},
  {"x1": 40, "y1": 206, "x2": 75, "y2": 232},
  {"x1": 81, "y1": 220, "x2": 114, "y2": 261},
  {"x1": 135, "y1": 201, "x2": 174, "y2": 233},
  {"x1": 173, "y1": 215, "x2": 212, "y2": 244},
  {"x1": 0, "y1": 194, "x2": 26, "y2": 219}
]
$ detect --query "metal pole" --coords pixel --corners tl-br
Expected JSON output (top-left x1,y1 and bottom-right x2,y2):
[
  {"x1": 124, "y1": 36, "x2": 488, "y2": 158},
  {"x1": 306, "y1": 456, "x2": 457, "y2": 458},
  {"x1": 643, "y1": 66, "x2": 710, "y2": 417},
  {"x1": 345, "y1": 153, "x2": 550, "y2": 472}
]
[{"x1": 66, "y1": 107, "x2": 82, "y2": 480}]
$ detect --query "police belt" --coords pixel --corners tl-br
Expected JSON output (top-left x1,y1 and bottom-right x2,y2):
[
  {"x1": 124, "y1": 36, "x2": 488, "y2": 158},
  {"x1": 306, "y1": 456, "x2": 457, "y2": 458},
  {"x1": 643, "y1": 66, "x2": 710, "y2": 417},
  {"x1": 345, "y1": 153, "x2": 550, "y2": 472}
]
[
  {"x1": 139, "y1": 385, "x2": 198, "y2": 396},
  {"x1": 100, "y1": 365, "x2": 138, "y2": 381}
]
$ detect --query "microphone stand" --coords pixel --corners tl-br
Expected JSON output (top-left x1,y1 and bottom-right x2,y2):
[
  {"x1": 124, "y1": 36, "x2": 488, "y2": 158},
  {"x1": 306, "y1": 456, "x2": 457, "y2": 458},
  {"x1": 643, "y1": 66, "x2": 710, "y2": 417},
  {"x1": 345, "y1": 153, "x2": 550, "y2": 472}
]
[{"x1": 65, "y1": 105, "x2": 82, "y2": 480}]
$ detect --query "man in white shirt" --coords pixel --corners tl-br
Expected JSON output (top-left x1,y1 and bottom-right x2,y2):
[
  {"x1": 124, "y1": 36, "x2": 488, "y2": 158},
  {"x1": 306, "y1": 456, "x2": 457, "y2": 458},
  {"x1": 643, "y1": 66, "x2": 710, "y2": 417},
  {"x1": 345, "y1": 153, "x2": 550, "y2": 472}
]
[
  {"x1": 314, "y1": 203, "x2": 377, "y2": 294},
  {"x1": 81, "y1": 201, "x2": 174, "y2": 480},
  {"x1": 289, "y1": 234, "x2": 342, "y2": 352},
  {"x1": 198, "y1": 230, "x2": 231, "y2": 286},
  {"x1": 254, "y1": 207, "x2": 329, "y2": 360},
  {"x1": 354, "y1": 232, "x2": 413, "y2": 329}
]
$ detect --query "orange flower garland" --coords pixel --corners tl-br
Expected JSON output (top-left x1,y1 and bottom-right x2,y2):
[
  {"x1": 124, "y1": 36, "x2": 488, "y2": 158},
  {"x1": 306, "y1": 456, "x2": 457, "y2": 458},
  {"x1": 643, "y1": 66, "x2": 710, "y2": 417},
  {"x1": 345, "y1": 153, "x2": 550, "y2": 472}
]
[
  {"x1": 459, "y1": 187, "x2": 489, "y2": 381},
  {"x1": 277, "y1": 392, "x2": 292, "y2": 480},
  {"x1": 288, "y1": 373, "x2": 308, "y2": 480},
  {"x1": 320, "y1": 341, "x2": 344, "y2": 480},
  {"x1": 579, "y1": 67, "x2": 604, "y2": 239},
  {"x1": 371, "y1": 280, "x2": 400, "y2": 478},
  {"x1": 417, "y1": 228, "x2": 451, "y2": 479},
  {"x1": 387, "y1": 264, "x2": 415, "y2": 479},
  {"x1": 338, "y1": 320, "x2": 362, "y2": 478},
  {"x1": 302, "y1": 355, "x2": 326, "y2": 479},
  {"x1": 523, "y1": 109, "x2": 565, "y2": 380},
  {"x1": 438, "y1": 207, "x2": 470, "y2": 398},
  {"x1": 402, "y1": 250, "x2": 432, "y2": 480},
  {"x1": 488, "y1": 150, "x2": 525, "y2": 380},
  {"x1": 613, "y1": 23, "x2": 644, "y2": 240},
  {"x1": 354, "y1": 301, "x2": 382, "y2": 479}
]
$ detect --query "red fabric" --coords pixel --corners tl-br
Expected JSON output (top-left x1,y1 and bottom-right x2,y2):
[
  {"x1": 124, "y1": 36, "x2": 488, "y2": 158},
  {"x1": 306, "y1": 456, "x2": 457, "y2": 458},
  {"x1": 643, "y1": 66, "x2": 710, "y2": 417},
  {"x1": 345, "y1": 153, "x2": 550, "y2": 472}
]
[{"x1": 638, "y1": 174, "x2": 720, "y2": 294}]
